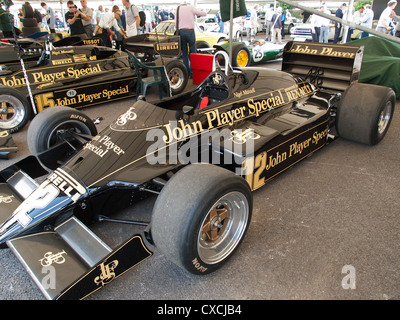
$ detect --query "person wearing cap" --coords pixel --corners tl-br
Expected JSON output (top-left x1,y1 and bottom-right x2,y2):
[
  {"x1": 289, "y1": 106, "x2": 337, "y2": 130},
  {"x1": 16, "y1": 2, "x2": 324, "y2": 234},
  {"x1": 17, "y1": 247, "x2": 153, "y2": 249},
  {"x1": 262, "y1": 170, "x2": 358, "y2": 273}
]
[
  {"x1": 376, "y1": 0, "x2": 397, "y2": 33},
  {"x1": 359, "y1": 4, "x2": 374, "y2": 38},
  {"x1": 333, "y1": 3, "x2": 346, "y2": 43}
]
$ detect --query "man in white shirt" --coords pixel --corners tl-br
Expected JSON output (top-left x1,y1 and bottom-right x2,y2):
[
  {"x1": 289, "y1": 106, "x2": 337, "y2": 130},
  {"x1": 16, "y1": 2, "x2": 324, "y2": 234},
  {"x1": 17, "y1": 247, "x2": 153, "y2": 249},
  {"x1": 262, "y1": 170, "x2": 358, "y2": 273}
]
[
  {"x1": 246, "y1": 5, "x2": 258, "y2": 41},
  {"x1": 359, "y1": 4, "x2": 374, "y2": 37},
  {"x1": 41, "y1": 2, "x2": 56, "y2": 41},
  {"x1": 122, "y1": 0, "x2": 140, "y2": 37},
  {"x1": 376, "y1": 0, "x2": 397, "y2": 33},
  {"x1": 144, "y1": 7, "x2": 152, "y2": 33},
  {"x1": 98, "y1": 7, "x2": 127, "y2": 47},
  {"x1": 318, "y1": 6, "x2": 331, "y2": 43}
]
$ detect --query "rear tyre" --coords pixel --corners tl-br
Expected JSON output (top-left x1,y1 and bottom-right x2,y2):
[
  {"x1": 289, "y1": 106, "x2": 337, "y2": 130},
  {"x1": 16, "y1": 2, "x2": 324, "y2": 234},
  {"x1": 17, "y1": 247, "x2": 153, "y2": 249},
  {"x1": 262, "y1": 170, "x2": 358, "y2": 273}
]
[
  {"x1": 22, "y1": 4, "x2": 34, "y2": 18},
  {"x1": 165, "y1": 60, "x2": 188, "y2": 95},
  {"x1": 151, "y1": 164, "x2": 252, "y2": 275},
  {"x1": 336, "y1": 83, "x2": 395, "y2": 145},
  {"x1": 21, "y1": 18, "x2": 38, "y2": 27}
]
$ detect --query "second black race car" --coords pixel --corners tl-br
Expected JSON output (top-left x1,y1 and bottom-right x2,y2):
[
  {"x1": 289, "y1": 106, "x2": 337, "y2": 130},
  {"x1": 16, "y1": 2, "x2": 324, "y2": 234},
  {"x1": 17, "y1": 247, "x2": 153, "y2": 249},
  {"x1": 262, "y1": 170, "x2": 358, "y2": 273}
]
[
  {"x1": 0, "y1": 37, "x2": 188, "y2": 133},
  {"x1": 0, "y1": 42, "x2": 395, "y2": 299}
]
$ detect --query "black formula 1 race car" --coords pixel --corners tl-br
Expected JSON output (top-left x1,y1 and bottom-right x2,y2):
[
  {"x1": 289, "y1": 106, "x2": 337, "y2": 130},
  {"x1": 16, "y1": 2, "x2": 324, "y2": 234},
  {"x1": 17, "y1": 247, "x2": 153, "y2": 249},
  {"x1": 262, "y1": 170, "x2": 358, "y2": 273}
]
[
  {"x1": 0, "y1": 37, "x2": 188, "y2": 133},
  {"x1": 0, "y1": 42, "x2": 395, "y2": 299}
]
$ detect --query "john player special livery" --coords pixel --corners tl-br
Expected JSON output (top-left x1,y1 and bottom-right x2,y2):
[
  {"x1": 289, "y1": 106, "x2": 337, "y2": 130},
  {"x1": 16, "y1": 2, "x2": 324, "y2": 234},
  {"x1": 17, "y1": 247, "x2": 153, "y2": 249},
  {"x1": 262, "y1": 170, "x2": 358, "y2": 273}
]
[
  {"x1": 0, "y1": 42, "x2": 395, "y2": 299},
  {"x1": 0, "y1": 37, "x2": 187, "y2": 133}
]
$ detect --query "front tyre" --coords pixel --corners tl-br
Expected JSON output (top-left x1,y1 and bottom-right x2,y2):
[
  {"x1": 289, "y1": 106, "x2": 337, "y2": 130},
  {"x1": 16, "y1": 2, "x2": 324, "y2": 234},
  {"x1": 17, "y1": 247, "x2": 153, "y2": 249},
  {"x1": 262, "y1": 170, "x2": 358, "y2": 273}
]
[
  {"x1": 336, "y1": 83, "x2": 395, "y2": 145},
  {"x1": 151, "y1": 164, "x2": 252, "y2": 275},
  {"x1": 27, "y1": 106, "x2": 97, "y2": 169}
]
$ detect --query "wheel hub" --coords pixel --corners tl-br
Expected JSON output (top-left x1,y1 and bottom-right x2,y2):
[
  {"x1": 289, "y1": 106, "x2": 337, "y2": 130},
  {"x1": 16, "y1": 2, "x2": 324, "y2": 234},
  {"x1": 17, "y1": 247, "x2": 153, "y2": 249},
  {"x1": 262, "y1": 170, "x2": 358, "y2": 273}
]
[
  {"x1": 201, "y1": 205, "x2": 229, "y2": 243},
  {"x1": 197, "y1": 191, "x2": 250, "y2": 265},
  {"x1": 0, "y1": 102, "x2": 14, "y2": 120}
]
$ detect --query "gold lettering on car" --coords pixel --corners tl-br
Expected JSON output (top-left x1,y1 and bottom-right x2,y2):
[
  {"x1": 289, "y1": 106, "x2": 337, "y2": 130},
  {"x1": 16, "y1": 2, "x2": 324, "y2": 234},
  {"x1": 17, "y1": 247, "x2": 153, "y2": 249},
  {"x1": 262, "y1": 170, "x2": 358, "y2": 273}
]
[{"x1": 94, "y1": 260, "x2": 119, "y2": 286}]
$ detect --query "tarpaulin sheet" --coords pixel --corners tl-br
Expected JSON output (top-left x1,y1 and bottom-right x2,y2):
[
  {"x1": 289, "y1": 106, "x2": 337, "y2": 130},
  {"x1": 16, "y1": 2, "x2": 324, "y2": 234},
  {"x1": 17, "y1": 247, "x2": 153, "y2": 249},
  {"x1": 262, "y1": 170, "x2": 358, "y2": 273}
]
[{"x1": 350, "y1": 36, "x2": 400, "y2": 98}]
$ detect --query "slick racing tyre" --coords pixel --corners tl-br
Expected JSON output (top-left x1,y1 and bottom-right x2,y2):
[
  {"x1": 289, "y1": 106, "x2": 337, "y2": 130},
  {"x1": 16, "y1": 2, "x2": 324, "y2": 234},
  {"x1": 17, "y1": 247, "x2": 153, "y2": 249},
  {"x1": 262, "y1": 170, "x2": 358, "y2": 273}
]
[
  {"x1": 21, "y1": 18, "x2": 38, "y2": 28},
  {"x1": 336, "y1": 83, "x2": 395, "y2": 145},
  {"x1": 27, "y1": 106, "x2": 97, "y2": 169},
  {"x1": 22, "y1": 4, "x2": 34, "y2": 18},
  {"x1": 0, "y1": 86, "x2": 32, "y2": 133},
  {"x1": 151, "y1": 164, "x2": 252, "y2": 275},
  {"x1": 165, "y1": 60, "x2": 188, "y2": 95}
]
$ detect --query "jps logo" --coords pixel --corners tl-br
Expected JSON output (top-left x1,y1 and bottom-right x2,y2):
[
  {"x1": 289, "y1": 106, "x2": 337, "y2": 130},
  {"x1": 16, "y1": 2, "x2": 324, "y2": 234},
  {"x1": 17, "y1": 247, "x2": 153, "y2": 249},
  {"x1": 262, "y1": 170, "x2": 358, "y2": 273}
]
[
  {"x1": 230, "y1": 129, "x2": 260, "y2": 144},
  {"x1": 213, "y1": 73, "x2": 222, "y2": 85},
  {"x1": 0, "y1": 195, "x2": 14, "y2": 204},
  {"x1": 39, "y1": 250, "x2": 67, "y2": 266},
  {"x1": 94, "y1": 260, "x2": 119, "y2": 286},
  {"x1": 115, "y1": 107, "x2": 137, "y2": 126}
]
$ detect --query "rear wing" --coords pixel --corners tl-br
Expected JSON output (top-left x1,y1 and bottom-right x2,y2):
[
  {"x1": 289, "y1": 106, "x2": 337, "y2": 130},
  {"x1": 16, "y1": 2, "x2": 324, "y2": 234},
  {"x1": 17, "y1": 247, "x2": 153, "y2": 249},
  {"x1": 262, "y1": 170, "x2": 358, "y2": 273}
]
[
  {"x1": 124, "y1": 34, "x2": 181, "y2": 61},
  {"x1": 282, "y1": 41, "x2": 364, "y2": 92}
]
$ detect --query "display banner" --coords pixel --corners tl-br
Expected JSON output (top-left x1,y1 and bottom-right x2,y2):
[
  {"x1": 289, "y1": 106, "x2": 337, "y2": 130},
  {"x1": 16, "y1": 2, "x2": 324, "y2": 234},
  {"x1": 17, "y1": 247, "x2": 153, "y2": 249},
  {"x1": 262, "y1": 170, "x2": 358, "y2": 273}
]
[{"x1": 219, "y1": 0, "x2": 247, "y2": 22}]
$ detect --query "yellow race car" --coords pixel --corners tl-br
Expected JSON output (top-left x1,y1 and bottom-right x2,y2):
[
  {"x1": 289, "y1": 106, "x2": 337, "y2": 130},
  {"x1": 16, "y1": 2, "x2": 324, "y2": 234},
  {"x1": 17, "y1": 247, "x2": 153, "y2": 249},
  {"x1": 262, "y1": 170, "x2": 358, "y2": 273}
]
[{"x1": 152, "y1": 20, "x2": 227, "y2": 49}]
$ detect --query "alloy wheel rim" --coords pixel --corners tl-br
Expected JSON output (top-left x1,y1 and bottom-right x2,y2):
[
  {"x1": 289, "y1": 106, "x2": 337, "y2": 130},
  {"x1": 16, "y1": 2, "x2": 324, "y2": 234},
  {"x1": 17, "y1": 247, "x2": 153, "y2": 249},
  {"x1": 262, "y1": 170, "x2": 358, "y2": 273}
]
[
  {"x1": 168, "y1": 67, "x2": 184, "y2": 90},
  {"x1": 377, "y1": 100, "x2": 392, "y2": 135},
  {"x1": 0, "y1": 95, "x2": 24, "y2": 130},
  {"x1": 197, "y1": 191, "x2": 249, "y2": 265}
]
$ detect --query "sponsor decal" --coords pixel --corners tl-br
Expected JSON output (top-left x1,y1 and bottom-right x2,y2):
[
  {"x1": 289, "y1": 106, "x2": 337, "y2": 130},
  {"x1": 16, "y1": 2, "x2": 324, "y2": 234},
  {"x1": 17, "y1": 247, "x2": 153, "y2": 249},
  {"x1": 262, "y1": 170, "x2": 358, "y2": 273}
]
[
  {"x1": 233, "y1": 87, "x2": 255, "y2": 99},
  {"x1": 52, "y1": 49, "x2": 74, "y2": 56},
  {"x1": 51, "y1": 58, "x2": 73, "y2": 66},
  {"x1": 0, "y1": 63, "x2": 103, "y2": 88},
  {"x1": 192, "y1": 257, "x2": 208, "y2": 272},
  {"x1": 82, "y1": 38, "x2": 102, "y2": 46},
  {"x1": 94, "y1": 260, "x2": 119, "y2": 286},
  {"x1": 39, "y1": 250, "x2": 67, "y2": 266},
  {"x1": 83, "y1": 134, "x2": 126, "y2": 158},
  {"x1": 154, "y1": 42, "x2": 179, "y2": 51},
  {"x1": 287, "y1": 43, "x2": 358, "y2": 58},
  {"x1": 230, "y1": 128, "x2": 260, "y2": 144},
  {"x1": 242, "y1": 123, "x2": 329, "y2": 190},
  {"x1": 115, "y1": 107, "x2": 137, "y2": 126},
  {"x1": 204, "y1": 83, "x2": 314, "y2": 130},
  {"x1": 0, "y1": 168, "x2": 86, "y2": 233},
  {"x1": 73, "y1": 54, "x2": 87, "y2": 62},
  {"x1": 0, "y1": 195, "x2": 14, "y2": 204},
  {"x1": 34, "y1": 85, "x2": 130, "y2": 112}
]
